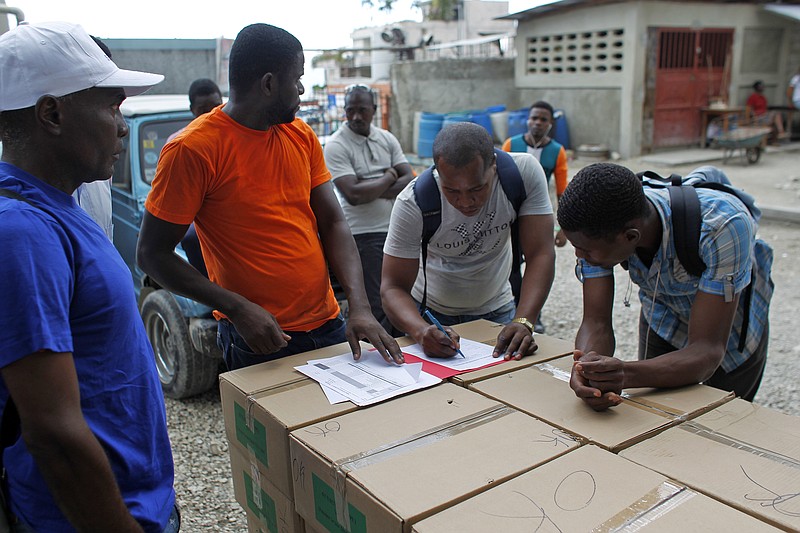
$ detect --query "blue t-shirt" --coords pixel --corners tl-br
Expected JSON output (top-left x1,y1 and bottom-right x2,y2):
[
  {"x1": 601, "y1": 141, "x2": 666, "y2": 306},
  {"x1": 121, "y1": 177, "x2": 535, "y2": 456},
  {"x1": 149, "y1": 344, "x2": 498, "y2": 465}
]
[{"x1": 0, "y1": 163, "x2": 174, "y2": 532}]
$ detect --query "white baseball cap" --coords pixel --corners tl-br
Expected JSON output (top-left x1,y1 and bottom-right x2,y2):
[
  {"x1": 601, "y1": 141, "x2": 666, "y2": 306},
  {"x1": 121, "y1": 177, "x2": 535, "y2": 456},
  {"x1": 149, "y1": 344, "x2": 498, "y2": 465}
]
[{"x1": 0, "y1": 21, "x2": 165, "y2": 112}]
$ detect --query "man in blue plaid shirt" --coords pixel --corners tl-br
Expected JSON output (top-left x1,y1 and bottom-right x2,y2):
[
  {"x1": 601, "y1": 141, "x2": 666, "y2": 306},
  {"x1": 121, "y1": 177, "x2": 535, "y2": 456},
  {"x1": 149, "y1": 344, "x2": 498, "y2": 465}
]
[{"x1": 557, "y1": 163, "x2": 773, "y2": 411}]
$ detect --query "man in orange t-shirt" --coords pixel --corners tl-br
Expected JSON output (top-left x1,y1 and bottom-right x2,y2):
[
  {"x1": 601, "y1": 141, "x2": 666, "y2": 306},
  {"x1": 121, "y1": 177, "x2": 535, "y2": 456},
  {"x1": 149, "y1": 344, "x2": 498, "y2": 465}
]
[{"x1": 137, "y1": 23, "x2": 402, "y2": 370}]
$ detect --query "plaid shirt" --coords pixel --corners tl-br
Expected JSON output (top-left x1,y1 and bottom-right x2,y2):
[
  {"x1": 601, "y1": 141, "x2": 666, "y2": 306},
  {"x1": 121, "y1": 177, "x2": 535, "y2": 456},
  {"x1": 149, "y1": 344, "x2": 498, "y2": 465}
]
[{"x1": 577, "y1": 188, "x2": 773, "y2": 372}]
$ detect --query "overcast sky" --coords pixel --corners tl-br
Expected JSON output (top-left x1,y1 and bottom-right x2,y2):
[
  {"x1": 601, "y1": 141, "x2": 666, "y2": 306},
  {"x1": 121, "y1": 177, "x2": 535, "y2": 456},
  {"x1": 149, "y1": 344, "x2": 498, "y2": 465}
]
[{"x1": 5, "y1": 0, "x2": 552, "y2": 86}]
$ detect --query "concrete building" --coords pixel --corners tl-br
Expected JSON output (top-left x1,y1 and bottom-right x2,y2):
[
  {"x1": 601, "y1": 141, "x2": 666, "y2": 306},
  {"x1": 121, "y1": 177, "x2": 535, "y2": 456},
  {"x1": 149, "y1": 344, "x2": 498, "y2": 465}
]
[
  {"x1": 104, "y1": 38, "x2": 232, "y2": 96},
  {"x1": 503, "y1": 0, "x2": 800, "y2": 157}
]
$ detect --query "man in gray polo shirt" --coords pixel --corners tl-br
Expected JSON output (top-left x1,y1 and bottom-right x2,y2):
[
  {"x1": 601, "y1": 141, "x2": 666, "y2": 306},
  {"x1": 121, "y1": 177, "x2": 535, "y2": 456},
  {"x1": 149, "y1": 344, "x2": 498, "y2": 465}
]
[{"x1": 324, "y1": 85, "x2": 413, "y2": 329}]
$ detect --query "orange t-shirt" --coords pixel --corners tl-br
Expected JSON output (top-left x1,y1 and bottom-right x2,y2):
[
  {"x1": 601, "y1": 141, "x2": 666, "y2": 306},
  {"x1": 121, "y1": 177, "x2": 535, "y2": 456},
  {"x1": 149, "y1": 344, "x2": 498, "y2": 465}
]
[{"x1": 146, "y1": 108, "x2": 339, "y2": 331}]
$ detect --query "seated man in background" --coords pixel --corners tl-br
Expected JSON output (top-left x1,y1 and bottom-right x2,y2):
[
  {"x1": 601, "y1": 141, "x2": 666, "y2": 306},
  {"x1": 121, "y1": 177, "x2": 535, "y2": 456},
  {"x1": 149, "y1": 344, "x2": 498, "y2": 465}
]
[
  {"x1": 382, "y1": 122, "x2": 555, "y2": 360},
  {"x1": 558, "y1": 163, "x2": 773, "y2": 411},
  {"x1": 746, "y1": 80, "x2": 785, "y2": 142}
]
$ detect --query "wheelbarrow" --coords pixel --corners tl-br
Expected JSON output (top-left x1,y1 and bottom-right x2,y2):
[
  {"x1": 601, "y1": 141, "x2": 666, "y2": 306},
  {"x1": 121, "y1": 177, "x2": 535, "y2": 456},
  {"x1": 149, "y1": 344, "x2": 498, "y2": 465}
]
[{"x1": 712, "y1": 126, "x2": 772, "y2": 165}]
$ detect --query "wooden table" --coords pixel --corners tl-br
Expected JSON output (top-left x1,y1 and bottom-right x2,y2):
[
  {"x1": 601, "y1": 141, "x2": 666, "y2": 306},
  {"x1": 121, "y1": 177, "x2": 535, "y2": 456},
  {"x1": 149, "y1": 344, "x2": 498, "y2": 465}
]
[{"x1": 700, "y1": 106, "x2": 749, "y2": 147}]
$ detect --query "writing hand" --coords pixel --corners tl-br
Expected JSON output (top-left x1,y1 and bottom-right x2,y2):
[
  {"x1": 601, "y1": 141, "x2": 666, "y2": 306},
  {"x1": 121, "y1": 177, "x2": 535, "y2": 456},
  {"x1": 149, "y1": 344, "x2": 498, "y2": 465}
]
[{"x1": 419, "y1": 324, "x2": 461, "y2": 358}]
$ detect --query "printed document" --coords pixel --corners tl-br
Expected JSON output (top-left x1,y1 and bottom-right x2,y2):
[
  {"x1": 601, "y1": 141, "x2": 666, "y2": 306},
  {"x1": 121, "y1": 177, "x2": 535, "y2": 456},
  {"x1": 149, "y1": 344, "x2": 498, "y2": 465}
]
[{"x1": 296, "y1": 351, "x2": 441, "y2": 406}]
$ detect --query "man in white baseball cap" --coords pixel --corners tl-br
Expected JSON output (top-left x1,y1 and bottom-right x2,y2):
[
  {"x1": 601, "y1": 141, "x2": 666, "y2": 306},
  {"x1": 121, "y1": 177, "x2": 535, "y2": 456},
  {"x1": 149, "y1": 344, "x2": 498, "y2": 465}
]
[
  {"x1": 0, "y1": 21, "x2": 178, "y2": 533},
  {"x1": 0, "y1": 21, "x2": 164, "y2": 111}
]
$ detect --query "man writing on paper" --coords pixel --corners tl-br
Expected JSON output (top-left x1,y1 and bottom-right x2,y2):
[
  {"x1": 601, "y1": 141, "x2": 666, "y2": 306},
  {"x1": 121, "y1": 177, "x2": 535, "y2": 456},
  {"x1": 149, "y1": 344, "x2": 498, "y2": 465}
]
[{"x1": 381, "y1": 123, "x2": 555, "y2": 360}]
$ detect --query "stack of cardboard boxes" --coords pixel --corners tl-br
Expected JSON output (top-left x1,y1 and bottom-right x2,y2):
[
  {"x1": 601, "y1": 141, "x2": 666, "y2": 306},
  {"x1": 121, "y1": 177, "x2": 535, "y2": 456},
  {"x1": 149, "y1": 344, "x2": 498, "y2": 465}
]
[{"x1": 220, "y1": 320, "x2": 800, "y2": 532}]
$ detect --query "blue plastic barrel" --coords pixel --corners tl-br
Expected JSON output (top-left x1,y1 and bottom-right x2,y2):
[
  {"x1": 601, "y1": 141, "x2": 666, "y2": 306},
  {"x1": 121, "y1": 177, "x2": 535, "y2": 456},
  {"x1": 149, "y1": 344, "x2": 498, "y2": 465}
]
[
  {"x1": 553, "y1": 109, "x2": 571, "y2": 150},
  {"x1": 442, "y1": 113, "x2": 471, "y2": 129},
  {"x1": 484, "y1": 104, "x2": 507, "y2": 114},
  {"x1": 507, "y1": 108, "x2": 529, "y2": 138},
  {"x1": 418, "y1": 112, "x2": 445, "y2": 158},
  {"x1": 469, "y1": 110, "x2": 493, "y2": 138}
]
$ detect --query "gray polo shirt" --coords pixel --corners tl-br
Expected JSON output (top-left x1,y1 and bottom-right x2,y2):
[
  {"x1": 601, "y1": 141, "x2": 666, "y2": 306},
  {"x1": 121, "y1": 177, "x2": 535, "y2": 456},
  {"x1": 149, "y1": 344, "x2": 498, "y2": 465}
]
[{"x1": 324, "y1": 123, "x2": 407, "y2": 235}]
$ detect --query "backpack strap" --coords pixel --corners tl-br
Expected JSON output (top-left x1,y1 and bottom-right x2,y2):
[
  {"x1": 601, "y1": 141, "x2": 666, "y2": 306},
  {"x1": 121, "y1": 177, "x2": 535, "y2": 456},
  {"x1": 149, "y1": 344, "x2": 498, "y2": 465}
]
[
  {"x1": 636, "y1": 170, "x2": 755, "y2": 350},
  {"x1": 494, "y1": 149, "x2": 526, "y2": 304},
  {"x1": 636, "y1": 171, "x2": 705, "y2": 277},
  {"x1": 666, "y1": 185, "x2": 705, "y2": 277},
  {"x1": 412, "y1": 167, "x2": 441, "y2": 312}
]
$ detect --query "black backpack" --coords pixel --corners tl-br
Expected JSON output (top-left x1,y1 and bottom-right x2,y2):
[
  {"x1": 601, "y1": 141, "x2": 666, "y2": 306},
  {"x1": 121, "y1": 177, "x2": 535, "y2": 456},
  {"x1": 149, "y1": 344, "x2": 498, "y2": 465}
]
[
  {"x1": 412, "y1": 149, "x2": 526, "y2": 311},
  {"x1": 635, "y1": 167, "x2": 765, "y2": 351}
]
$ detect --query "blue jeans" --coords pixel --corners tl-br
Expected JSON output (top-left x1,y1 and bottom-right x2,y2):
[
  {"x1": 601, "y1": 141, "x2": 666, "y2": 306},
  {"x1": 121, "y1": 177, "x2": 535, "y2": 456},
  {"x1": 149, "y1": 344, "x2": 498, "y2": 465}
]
[
  {"x1": 217, "y1": 315, "x2": 347, "y2": 370},
  {"x1": 422, "y1": 301, "x2": 516, "y2": 328},
  {"x1": 10, "y1": 503, "x2": 180, "y2": 532}
]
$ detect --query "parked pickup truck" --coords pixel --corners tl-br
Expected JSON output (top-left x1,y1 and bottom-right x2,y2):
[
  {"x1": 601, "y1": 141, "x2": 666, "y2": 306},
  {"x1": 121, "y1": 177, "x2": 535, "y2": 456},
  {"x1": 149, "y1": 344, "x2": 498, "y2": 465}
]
[{"x1": 112, "y1": 95, "x2": 220, "y2": 399}]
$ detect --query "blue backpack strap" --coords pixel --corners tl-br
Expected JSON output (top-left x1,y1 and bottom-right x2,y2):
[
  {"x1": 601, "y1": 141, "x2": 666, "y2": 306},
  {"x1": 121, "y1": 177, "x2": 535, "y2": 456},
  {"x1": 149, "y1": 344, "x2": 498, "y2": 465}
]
[
  {"x1": 412, "y1": 166, "x2": 441, "y2": 312},
  {"x1": 495, "y1": 149, "x2": 525, "y2": 211},
  {"x1": 494, "y1": 149, "x2": 526, "y2": 304}
]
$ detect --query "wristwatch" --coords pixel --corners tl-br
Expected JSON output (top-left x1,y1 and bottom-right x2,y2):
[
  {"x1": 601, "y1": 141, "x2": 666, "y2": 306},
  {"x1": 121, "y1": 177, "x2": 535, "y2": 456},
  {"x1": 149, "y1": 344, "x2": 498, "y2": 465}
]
[{"x1": 511, "y1": 317, "x2": 534, "y2": 333}]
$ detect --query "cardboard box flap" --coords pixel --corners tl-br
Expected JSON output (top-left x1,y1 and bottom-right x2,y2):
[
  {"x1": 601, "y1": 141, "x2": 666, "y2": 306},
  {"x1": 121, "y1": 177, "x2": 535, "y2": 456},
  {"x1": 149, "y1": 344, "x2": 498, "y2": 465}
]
[
  {"x1": 291, "y1": 383, "x2": 500, "y2": 461},
  {"x1": 620, "y1": 423, "x2": 800, "y2": 531},
  {"x1": 470, "y1": 360, "x2": 677, "y2": 451},
  {"x1": 622, "y1": 384, "x2": 734, "y2": 420},
  {"x1": 690, "y1": 398, "x2": 800, "y2": 459},
  {"x1": 291, "y1": 385, "x2": 579, "y2": 533},
  {"x1": 449, "y1": 330, "x2": 575, "y2": 387},
  {"x1": 349, "y1": 409, "x2": 578, "y2": 524},
  {"x1": 412, "y1": 444, "x2": 779, "y2": 533}
]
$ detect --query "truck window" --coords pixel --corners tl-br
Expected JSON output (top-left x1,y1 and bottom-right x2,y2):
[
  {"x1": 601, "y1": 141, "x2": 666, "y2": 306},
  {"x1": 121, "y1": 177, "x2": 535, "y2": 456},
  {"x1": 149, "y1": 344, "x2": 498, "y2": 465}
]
[{"x1": 140, "y1": 118, "x2": 192, "y2": 184}]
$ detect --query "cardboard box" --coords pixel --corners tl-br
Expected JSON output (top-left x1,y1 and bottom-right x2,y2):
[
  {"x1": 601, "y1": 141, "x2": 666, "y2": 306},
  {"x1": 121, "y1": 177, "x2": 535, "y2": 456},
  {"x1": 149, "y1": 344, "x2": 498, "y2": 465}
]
[
  {"x1": 229, "y1": 445, "x2": 305, "y2": 533},
  {"x1": 412, "y1": 444, "x2": 779, "y2": 532},
  {"x1": 289, "y1": 383, "x2": 579, "y2": 533},
  {"x1": 470, "y1": 355, "x2": 733, "y2": 451},
  {"x1": 447, "y1": 321, "x2": 574, "y2": 387},
  {"x1": 220, "y1": 340, "x2": 366, "y2": 499},
  {"x1": 219, "y1": 321, "x2": 571, "y2": 501},
  {"x1": 620, "y1": 398, "x2": 800, "y2": 531}
]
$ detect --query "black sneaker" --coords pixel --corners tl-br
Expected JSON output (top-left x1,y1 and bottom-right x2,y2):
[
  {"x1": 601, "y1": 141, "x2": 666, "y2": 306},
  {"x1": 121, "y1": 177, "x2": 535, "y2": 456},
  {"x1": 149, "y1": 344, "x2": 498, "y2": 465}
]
[{"x1": 534, "y1": 316, "x2": 546, "y2": 334}]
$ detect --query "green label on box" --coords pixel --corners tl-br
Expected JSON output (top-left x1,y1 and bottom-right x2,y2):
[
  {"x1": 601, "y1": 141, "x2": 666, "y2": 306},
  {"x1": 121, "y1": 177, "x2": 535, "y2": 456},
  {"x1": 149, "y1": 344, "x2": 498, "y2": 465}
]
[
  {"x1": 244, "y1": 471, "x2": 278, "y2": 533},
  {"x1": 312, "y1": 473, "x2": 367, "y2": 533},
  {"x1": 234, "y1": 401, "x2": 268, "y2": 467}
]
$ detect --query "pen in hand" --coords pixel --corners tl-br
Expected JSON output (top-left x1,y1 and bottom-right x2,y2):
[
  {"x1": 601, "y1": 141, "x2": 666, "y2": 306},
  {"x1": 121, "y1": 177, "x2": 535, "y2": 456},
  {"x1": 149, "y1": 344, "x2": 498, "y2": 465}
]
[{"x1": 423, "y1": 309, "x2": 466, "y2": 358}]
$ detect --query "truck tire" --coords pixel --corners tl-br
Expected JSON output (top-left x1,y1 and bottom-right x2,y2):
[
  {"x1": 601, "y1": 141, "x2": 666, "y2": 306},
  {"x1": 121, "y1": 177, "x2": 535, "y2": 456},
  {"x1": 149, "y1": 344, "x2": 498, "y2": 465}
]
[{"x1": 141, "y1": 290, "x2": 219, "y2": 399}]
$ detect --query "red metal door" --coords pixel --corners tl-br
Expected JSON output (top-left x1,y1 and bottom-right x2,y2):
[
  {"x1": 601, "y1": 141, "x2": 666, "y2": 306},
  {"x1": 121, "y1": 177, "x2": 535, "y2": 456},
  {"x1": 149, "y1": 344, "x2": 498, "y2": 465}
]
[{"x1": 653, "y1": 28, "x2": 733, "y2": 147}]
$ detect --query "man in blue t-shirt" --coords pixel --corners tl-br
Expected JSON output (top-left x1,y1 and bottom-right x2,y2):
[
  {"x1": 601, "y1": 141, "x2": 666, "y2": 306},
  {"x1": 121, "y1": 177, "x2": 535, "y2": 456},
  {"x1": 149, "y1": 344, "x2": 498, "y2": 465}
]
[{"x1": 0, "y1": 22, "x2": 177, "y2": 532}]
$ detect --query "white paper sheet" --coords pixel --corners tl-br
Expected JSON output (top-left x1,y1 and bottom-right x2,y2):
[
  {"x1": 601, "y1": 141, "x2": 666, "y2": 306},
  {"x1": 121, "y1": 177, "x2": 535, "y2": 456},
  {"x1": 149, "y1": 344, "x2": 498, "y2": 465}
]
[
  {"x1": 400, "y1": 338, "x2": 500, "y2": 370},
  {"x1": 296, "y1": 351, "x2": 440, "y2": 406}
]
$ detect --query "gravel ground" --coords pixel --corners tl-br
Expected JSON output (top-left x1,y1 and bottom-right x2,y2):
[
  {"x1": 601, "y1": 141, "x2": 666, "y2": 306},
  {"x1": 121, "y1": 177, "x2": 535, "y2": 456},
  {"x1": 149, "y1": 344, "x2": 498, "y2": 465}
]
[{"x1": 164, "y1": 149, "x2": 800, "y2": 532}]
